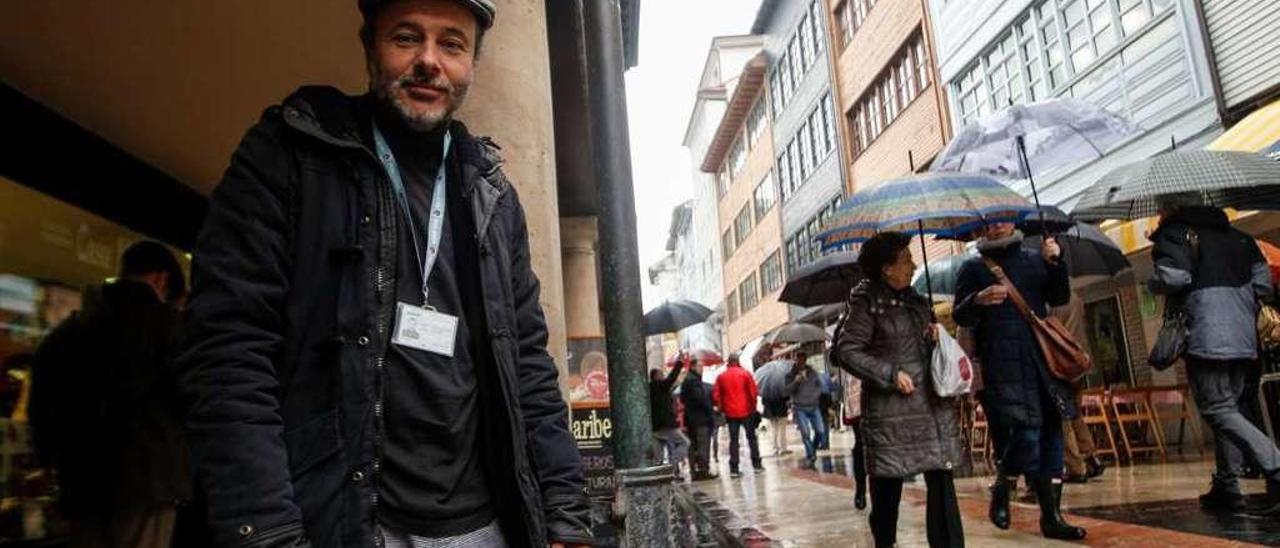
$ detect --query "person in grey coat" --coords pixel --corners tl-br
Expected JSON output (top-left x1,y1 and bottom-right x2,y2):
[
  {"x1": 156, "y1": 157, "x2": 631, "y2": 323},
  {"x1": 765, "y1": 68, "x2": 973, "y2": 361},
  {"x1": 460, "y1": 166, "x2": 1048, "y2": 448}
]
[
  {"x1": 786, "y1": 351, "x2": 827, "y2": 469},
  {"x1": 835, "y1": 232, "x2": 964, "y2": 548},
  {"x1": 1149, "y1": 193, "x2": 1280, "y2": 515}
]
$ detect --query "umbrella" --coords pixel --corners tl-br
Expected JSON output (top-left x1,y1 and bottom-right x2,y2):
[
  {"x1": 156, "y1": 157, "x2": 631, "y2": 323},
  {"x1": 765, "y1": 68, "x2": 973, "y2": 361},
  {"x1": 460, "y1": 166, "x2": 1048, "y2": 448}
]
[
  {"x1": 1071, "y1": 150, "x2": 1280, "y2": 221},
  {"x1": 778, "y1": 250, "x2": 862, "y2": 307},
  {"x1": 795, "y1": 303, "x2": 845, "y2": 325},
  {"x1": 762, "y1": 322, "x2": 829, "y2": 345},
  {"x1": 753, "y1": 359, "x2": 793, "y2": 401},
  {"x1": 932, "y1": 98, "x2": 1140, "y2": 214},
  {"x1": 642, "y1": 300, "x2": 713, "y2": 336},
  {"x1": 663, "y1": 348, "x2": 724, "y2": 368},
  {"x1": 817, "y1": 172, "x2": 1036, "y2": 306},
  {"x1": 1025, "y1": 224, "x2": 1129, "y2": 278},
  {"x1": 912, "y1": 254, "x2": 973, "y2": 297}
]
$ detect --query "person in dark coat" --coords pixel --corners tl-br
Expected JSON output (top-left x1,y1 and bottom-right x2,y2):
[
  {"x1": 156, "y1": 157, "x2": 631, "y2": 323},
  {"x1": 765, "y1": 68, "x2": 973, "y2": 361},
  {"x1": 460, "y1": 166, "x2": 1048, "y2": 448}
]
[
  {"x1": 30, "y1": 241, "x2": 191, "y2": 548},
  {"x1": 174, "y1": 1, "x2": 592, "y2": 546},
  {"x1": 650, "y1": 359, "x2": 689, "y2": 474},
  {"x1": 954, "y1": 222, "x2": 1085, "y2": 540},
  {"x1": 1148, "y1": 193, "x2": 1280, "y2": 514},
  {"x1": 680, "y1": 358, "x2": 718, "y2": 481},
  {"x1": 836, "y1": 232, "x2": 965, "y2": 548},
  {"x1": 787, "y1": 351, "x2": 828, "y2": 469}
]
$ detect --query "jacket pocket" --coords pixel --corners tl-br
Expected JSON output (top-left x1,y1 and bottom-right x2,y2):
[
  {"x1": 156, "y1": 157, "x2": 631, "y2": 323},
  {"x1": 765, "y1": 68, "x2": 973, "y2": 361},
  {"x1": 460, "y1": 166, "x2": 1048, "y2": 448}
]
[{"x1": 285, "y1": 410, "x2": 342, "y2": 479}]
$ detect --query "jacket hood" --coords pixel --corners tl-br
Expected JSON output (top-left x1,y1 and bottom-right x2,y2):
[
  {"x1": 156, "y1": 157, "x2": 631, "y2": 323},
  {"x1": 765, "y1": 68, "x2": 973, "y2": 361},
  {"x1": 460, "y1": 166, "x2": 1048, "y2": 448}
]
[{"x1": 1154, "y1": 206, "x2": 1230, "y2": 237}]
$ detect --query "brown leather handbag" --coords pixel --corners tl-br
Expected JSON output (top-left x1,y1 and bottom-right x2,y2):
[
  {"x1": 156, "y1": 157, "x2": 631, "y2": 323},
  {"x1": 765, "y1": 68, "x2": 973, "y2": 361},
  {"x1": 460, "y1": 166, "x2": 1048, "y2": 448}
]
[{"x1": 982, "y1": 258, "x2": 1094, "y2": 382}]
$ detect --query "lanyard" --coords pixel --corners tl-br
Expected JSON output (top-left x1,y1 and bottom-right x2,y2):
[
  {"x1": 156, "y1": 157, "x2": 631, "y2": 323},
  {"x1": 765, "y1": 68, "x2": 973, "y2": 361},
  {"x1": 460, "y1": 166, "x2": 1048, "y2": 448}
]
[{"x1": 372, "y1": 124, "x2": 452, "y2": 306}]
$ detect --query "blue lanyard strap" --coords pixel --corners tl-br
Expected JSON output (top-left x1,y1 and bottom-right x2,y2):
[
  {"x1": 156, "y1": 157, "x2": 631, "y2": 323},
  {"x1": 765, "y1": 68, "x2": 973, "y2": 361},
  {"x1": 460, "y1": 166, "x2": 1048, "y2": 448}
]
[{"x1": 372, "y1": 124, "x2": 452, "y2": 306}]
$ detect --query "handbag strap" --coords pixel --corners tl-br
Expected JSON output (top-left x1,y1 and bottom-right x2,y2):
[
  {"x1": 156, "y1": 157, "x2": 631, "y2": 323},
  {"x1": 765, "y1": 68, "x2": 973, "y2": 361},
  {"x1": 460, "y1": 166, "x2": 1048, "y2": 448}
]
[{"x1": 981, "y1": 257, "x2": 1041, "y2": 325}]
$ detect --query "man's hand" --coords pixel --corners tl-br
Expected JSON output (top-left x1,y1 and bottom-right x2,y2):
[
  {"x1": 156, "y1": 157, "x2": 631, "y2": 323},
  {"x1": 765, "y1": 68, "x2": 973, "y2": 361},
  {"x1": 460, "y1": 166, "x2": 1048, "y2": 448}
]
[
  {"x1": 976, "y1": 284, "x2": 1009, "y2": 306},
  {"x1": 1042, "y1": 236, "x2": 1062, "y2": 264},
  {"x1": 894, "y1": 372, "x2": 915, "y2": 395}
]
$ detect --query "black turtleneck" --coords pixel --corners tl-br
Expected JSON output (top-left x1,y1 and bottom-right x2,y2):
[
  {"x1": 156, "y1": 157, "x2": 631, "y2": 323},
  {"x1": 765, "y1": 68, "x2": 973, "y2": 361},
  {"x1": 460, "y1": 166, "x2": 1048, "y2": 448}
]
[{"x1": 372, "y1": 108, "x2": 493, "y2": 537}]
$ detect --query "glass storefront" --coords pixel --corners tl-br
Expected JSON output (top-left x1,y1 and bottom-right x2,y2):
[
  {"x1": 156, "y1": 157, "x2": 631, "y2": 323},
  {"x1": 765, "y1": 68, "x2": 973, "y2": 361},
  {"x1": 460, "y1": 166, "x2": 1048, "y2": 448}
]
[{"x1": 0, "y1": 176, "x2": 188, "y2": 543}]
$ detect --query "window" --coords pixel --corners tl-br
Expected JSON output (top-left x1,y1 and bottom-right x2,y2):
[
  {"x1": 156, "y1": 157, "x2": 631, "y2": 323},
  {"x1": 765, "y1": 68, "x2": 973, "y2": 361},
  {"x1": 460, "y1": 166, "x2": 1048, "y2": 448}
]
[
  {"x1": 771, "y1": 3, "x2": 832, "y2": 116},
  {"x1": 848, "y1": 33, "x2": 931, "y2": 155},
  {"x1": 797, "y1": 124, "x2": 813, "y2": 181},
  {"x1": 726, "y1": 289, "x2": 738, "y2": 323},
  {"x1": 747, "y1": 98, "x2": 767, "y2": 147},
  {"x1": 810, "y1": 1, "x2": 825, "y2": 55},
  {"x1": 722, "y1": 228, "x2": 734, "y2": 262},
  {"x1": 716, "y1": 168, "x2": 729, "y2": 199},
  {"x1": 799, "y1": 13, "x2": 815, "y2": 69},
  {"x1": 734, "y1": 204, "x2": 753, "y2": 247},
  {"x1": 760, "y1": 251, "x2": 784, "y2": 294},
  {"x1": 778, "y1": 96, "x2": 837, "y2": 201},
  {"x1": 776, "y1": 150, "x2": 792, "y2": 199},
  {"x1": 821, "y1": 95, "x2": 836, "y2": 154},
  {"x1": 728, "y1": 136, "x2": 746, "y2": 178},
  {"x1": 835, "y1": 0, "x2": 876, "y2": 49},
  {"x1": 753, "y1": 172, "x2": 776, "y2": 221},
  {"x1": 739, "y1": 273, "x2": 759, "y2": 313}
]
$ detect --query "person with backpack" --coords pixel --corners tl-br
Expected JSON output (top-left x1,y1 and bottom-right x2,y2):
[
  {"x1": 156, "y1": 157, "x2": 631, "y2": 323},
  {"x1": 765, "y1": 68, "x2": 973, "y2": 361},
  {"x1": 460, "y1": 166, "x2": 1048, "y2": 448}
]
[{"x1": 30, "y1": 241, "x2": 191, "y2": 548}]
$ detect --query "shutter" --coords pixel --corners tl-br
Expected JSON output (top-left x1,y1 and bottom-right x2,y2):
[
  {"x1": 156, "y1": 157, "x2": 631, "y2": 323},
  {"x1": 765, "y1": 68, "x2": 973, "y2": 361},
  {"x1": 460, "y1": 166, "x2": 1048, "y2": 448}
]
[{"x1": 1202, "y1": 0, "x2": 1280, "y2": 109}]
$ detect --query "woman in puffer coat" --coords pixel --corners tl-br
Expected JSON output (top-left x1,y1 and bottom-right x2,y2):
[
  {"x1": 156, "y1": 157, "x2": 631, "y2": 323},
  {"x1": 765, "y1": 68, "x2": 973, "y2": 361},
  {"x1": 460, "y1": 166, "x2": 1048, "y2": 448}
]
[{"x1": 835, "y1": 232, "x2": 965, "y2": 548}]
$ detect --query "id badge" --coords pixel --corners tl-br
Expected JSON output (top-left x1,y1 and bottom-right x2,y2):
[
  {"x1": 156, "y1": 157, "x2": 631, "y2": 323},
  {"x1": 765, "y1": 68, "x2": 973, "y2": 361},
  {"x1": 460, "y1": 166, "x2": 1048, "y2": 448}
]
[{"x1": 391, "y1": 302, "x2": 458, "y2": 357}]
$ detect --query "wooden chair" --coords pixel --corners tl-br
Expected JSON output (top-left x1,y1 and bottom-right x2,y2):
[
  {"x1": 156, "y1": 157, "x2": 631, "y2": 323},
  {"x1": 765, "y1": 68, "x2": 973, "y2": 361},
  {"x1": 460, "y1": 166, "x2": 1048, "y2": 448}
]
[
  {"x1": 1079, "y1": 389, "x2": 1120, "y2": 464},
  {"x1": 969, "y1": 399, "x2": 994, "y2": 473},
  {"x1": 1110, "y1": 387, "x2": 1167, "y2": 462},
  {"x1": 1146, "y1": 385, "x2": 1205, "y2": 456}
]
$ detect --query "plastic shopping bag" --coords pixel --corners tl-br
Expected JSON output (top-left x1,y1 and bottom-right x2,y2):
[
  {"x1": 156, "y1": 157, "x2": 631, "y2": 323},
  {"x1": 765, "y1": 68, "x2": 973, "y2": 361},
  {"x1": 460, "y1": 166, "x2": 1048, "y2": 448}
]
[{"x1": 931, "y1": 325, "x2": 974, "y2": 398}]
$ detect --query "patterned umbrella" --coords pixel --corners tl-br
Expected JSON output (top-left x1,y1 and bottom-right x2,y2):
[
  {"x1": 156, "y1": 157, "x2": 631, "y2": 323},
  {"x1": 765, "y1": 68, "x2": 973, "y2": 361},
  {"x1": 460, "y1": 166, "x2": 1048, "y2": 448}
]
[
  {"x1": 816, "y1": 173, "x2": 1036, "y2": 250},
  {"x1": 1071, "y1": 150, "x2": 1280, "y2": 221}
]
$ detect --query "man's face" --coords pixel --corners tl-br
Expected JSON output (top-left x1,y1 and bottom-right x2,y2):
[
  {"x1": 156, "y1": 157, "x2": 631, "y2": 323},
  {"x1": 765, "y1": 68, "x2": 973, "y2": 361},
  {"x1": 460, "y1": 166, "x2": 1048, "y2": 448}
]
[
  {"x1": 983, "y1": 222, "x2": 1016, "y2": 241},
  {"x1": 366, "y1": 0, "x2": 478, "y2": 132}
]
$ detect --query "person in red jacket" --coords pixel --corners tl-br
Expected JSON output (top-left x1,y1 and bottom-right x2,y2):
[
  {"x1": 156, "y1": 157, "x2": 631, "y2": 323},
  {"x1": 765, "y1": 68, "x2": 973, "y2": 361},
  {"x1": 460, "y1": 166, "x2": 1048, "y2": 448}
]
[{"x1": 713, "y1": 353, "x2": 763, "y2": 477}]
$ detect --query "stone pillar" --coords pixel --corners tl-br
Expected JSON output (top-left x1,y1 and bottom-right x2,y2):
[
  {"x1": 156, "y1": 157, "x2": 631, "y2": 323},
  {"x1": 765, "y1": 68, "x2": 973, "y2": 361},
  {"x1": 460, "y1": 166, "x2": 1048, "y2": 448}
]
[
  {"x1": 561, "y1": 217, "x2": 604, "y2": 339},
  {"x1": 456, "y1": 0, "x2": 569, "y2": 383}
]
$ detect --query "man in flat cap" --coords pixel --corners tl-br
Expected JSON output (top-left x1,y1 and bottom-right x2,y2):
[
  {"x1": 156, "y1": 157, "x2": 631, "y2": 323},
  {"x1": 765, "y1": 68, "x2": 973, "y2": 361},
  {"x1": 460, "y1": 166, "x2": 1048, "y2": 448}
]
[{"x1": 177, "y1": 1, "x2": 592, "y2": 546}]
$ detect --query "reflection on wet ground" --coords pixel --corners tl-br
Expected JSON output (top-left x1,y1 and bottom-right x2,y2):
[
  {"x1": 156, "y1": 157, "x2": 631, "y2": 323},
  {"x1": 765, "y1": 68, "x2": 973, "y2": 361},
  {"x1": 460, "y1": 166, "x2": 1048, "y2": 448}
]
[{"x1": 692, "y1": 426, "x2": 1276, "y2": 547}]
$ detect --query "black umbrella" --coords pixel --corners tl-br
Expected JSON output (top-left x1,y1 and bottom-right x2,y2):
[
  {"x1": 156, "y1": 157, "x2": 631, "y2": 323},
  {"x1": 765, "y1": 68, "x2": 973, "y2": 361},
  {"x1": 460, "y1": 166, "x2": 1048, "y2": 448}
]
[
  {"x1": 642, "y1": 300, "x2": 713, "y2": 336},
  {"x1": 1025, "y1": 223, "x2": 1129, "y2": 278},
  {"x1": 778, "y1": 251, "x2": 862, "y2": 307},
  {"x1": 1017, "y1": 205, "x2": 1076, "y2": 236}
]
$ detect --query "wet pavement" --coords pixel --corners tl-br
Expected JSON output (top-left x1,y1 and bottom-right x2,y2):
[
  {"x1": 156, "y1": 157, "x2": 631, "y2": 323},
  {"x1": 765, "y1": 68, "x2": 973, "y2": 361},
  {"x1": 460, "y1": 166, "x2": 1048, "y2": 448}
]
[{"x1": 690, "y1": 425, "x2": 1277, "y2": 547}]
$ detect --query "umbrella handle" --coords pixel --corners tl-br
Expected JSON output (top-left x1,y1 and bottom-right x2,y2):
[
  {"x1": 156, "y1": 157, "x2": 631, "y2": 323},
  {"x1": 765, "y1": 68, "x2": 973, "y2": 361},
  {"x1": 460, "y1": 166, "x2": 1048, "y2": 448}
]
[
  {"x1": 1016, "y1": 136, "x2": 1046, "y2": 226},
  {"x1": 917, "y1": 219, "x2": 938, "y2": 323}
]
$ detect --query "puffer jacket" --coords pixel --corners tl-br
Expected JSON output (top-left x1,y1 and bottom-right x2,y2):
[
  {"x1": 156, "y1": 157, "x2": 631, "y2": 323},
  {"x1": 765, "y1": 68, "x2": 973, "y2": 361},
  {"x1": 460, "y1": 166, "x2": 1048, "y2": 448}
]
[
  {"x1": 1149, "y1": 207, "x2": 1271, "y2": 361},
  {"x1": 835, "y1": 280, "x2": 963, "y2": 478},
  {"x1": 177, "y1": 87, "x2": 590, "y2": 548},
  {"x1": 954, "y1": 240, "x2": 1076, "y2": 427}
]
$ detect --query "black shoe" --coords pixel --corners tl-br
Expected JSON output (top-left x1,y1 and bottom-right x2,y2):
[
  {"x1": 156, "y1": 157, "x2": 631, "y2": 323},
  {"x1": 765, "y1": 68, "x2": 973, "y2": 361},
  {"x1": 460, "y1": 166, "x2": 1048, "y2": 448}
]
[
  {"x1": 1199, "y1": 484, "x2": 1247, "y2": 512},
  {"x1": 730, "y1": 469, "x2": 742, "y2": 479},
  {"x1": 989, "y1": 476, "x2": 1015, "y2": 530},
  {"x1": 1064, "y1": 473, "x2": 1089, "y2": 484},
  {"x1": 1086, "y1": 456, "x2": 1107, "y2": 479},
  {"x1": 1033, "y1": 477, "x2": 1087, "y2": 540},
  {"x1": 754, "y1": 464, "x2": 766, "y2": 474},
  {"x1": 1249, "y1": 480, "x2": 1280, "y2": 515}
]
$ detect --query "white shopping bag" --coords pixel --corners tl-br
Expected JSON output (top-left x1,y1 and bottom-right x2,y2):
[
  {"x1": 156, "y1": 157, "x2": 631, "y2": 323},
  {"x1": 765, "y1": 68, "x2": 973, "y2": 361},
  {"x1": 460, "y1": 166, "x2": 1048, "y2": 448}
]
[{"x1": 931, "y1": 325, "x2": 974, "y2": 398}]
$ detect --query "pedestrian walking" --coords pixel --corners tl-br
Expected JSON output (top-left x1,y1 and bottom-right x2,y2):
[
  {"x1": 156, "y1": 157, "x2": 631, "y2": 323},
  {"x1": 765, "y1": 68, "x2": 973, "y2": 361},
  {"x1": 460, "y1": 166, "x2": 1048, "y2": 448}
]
[
  {"x1": 713, "y1": 353, "x2": 764, "y2": 478},
  {"x1": 761, "y1": 390, "x2": 792, "y2": 457},
  {"x1": 681, "y1": 359, "x2": 718, "y2": 481},
  {"x1": 174, "y1": 1, "x2": 593, "y2": 546},
  {"x1": 954, "y1": 222, "x2": 1086, "y2": 540},
  {"x1": 1148, "y1": 193, "x2": 1280, "y2": 514},
  {"x1": 787, "y1": 351, "x2": 828, "y2": 469},
  {"x1": 651, "y1": 359, "x2": 690, "y2": 474},
  {"x1": 835, "y1": 232, "x2": 965, "y2": 548},
  {"x1": 30, "y1": 241, "x2": 191, "y2": 548}
]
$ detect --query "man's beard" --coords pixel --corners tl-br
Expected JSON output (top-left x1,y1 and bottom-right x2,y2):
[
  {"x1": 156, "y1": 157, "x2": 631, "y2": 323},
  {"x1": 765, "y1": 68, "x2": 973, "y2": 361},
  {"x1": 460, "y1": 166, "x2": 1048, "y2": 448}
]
[{"x1": 371, "y1": 63, "x2": 470, "y2": 132}]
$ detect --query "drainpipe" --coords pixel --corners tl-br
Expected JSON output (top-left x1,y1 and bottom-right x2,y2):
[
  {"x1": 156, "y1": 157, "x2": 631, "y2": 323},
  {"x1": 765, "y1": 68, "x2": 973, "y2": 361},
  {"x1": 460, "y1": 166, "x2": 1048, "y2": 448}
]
[{"x1": 582, "y1": 0, "x2": 675, "y2": 544}]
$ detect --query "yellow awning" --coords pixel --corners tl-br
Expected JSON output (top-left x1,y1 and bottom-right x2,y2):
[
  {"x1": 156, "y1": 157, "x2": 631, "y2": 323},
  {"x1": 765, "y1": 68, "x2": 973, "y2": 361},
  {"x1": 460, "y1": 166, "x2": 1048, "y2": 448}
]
[{"x1": 1208, "y1": 98, "x2": 1280, "y2": 153}]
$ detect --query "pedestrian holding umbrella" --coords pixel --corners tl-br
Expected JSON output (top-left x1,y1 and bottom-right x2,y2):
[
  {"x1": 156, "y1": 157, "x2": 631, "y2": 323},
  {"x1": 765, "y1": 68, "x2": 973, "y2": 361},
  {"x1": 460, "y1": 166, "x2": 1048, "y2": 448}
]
[
  {"x1": 817, "y1": 172, "x2": 1037, "y2": 305},
  {"x1": 643, "y1": 299, "x2": 713, "y2": 335}
]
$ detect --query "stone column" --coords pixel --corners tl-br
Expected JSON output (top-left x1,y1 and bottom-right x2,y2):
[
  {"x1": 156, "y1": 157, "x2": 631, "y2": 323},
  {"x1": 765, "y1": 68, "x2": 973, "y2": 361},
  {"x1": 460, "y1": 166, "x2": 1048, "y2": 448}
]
[
  {"x1": 561, "y1": 217, "x2": 604, "y2": 339},
  {"x1": 456, "y1": 0, "x2": 569, "y2": 383}
]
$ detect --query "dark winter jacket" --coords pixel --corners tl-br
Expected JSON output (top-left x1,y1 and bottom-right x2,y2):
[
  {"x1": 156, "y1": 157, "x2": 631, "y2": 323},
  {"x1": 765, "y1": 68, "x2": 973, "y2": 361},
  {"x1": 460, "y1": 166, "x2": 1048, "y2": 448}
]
[
  {"x1": 835, "y1": 280, "x2": 963, "y2": 478},
  {"x1": 650, "y1": 362, "x2": 684, "y2": 430},
  {"x1": 1149, "y1": 207, "x2": 1271, "y2": 361},
  {"x1": 176, "y1": 87, "x2": 590, "y2": 548},
  {"x1": 680, "y1": 376, "x2": 716, "y2": 428},
  {"x1": 786, "y1": 366, "x2": 823, "y2": 408},
  {"x1": 30, "y1": 280, "x2": 191, "y2": 517},
  {"x1": 954, "y1": 240, "x2": 1077, "y2": 427}
]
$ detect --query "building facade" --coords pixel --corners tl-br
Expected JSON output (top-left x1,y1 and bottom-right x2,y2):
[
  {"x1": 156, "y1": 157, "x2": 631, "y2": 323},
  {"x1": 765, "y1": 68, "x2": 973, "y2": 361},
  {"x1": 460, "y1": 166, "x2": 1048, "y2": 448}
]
[
  {"x1": 752, "y1": 1, "x2": 849, "y2": 284},
  {"x1": 700, "y1": 52, "x2": 790, "y2": 353},
  {"x1": 825, "y1": 0, "x2": 960, "y2": 265}
]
